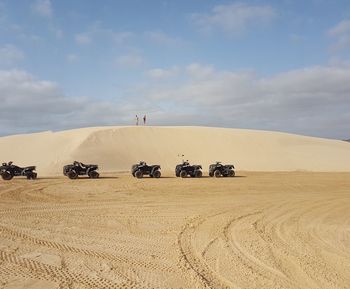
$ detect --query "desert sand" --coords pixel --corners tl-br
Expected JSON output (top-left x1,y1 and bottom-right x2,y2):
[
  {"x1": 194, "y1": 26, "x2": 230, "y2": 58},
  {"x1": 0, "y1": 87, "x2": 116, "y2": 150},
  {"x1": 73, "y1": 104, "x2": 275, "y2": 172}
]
[
  {"x1": 0, "y1": 126, "x2": 350, "y2": 175},
  {"x1": 0, "y1": 172, "x2": 349, "y2": 289},
  {"x1": 0, "y1": 127, "x2": 350, "y2": 289}
]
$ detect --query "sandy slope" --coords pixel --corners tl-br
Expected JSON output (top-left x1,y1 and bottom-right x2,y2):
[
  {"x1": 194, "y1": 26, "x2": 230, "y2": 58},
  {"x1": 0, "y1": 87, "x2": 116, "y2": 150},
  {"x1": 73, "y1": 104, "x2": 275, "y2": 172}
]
[
  {"x1": 0, "y1": 172, "x2": 349, "y2": 289},
  {"x1": 0, "y1": 126, "x2": 350, "y2": 175}
]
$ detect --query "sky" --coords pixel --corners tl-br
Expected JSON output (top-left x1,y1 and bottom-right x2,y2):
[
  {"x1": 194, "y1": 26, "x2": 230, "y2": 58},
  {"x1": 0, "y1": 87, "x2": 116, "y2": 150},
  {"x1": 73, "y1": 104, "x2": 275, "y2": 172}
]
[{"x1": 0, "y1": 0, "x2": 350, "y2": 139}]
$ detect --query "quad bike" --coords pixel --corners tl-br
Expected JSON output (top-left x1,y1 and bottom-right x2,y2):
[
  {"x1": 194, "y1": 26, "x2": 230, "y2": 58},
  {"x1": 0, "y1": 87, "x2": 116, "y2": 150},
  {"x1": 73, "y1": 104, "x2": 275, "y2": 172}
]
[
  {"x1": 175, "y1": 160, "x2": 202, "y2": 178},
  {"x1": 131, "y1": 161, "x2": 161, "y2": 178},
  {"x1": 63, "y1": 161, "x2": 99, "y2": 179},
  {"x1": 0, "y1": 161, "x2": 37, "y2": 180},
  {"x1": 209, "y1": 162, "x2": 235, "y2": 177}
]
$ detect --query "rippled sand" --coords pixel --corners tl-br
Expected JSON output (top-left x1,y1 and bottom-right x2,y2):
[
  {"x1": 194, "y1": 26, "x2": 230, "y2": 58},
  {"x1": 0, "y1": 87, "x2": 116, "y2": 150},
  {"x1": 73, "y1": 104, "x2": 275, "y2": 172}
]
[{"x1": 0, "y1": 172, "x2": 349, "y2": 289}]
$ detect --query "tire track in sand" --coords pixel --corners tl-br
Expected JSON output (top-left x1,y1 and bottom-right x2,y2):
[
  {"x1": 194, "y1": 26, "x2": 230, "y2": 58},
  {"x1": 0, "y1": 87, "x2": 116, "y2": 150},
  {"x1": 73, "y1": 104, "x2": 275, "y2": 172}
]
[
  {"x1": 0, "y1": 224, "x2": 175, "y2": 274},
  {"x1": 0, "y1": 250, "x2": 143, "y2": 289},
  {"x1": 177, "y1": 210, "x2": 263, "y2": 289}
]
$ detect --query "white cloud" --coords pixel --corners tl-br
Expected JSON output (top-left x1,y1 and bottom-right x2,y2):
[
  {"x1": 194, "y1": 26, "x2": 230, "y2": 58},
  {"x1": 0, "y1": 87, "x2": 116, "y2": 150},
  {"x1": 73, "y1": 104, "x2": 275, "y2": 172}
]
[
  {"x1": 146, "y1": 66, "x2": 179, "y2": 79},
  {"x1": 75, "y1": 33, "x2": 92, "y2": 45},
  {"x1": 47, "y1": 24, "x2": 64, "y2": 39},
  {"x1": 138, "y1": 64, "x2": 350, "y2": 139},
  {"x1": 328, "y1": 20, "x2": 350, "y2": 51},
  {"x1": 66, "y1": 53, "x2": 78, "y2": 63},
  {"x1": 32, "y1": 0, "x2": 52, "y2": 18},
  {"x1": 54, "y1": 28, "x2": 63, "y2": 39},
  {"x1": 112, "y1": 31, "x2": 135, "y2": 44},
  {"x1": 1, "y1": 64, "x2": 349, "y2": 139},
  {"x1": 0, "y1": 69, "x2": 132, "y2": 135},
  {"x1": 328, "y1": 56, "x2": 350, "y2": 67},
  {"x1": 0, "y1": 69, "x2": 78, "y2": 121},
  {"x1": 0, "y1": 44, "x2": 24, "y2": 67},
  {"x1": 18, "y1": 33, "x2": 42, "y2": 43},
  {"x1": 186, "y1": 63, "x2": 214, "y2": 79},
  {"x1": 115, "y1": 52, "x2": 144, "y2": 68},
  {"x1": 76, "y1": 26, "x2": 180, "y2": 48},
  {"x1": 328, "y1": 20, "x2": 350, "y2": 36},
  {"x1": 192, "y1": 3, "x2": 276, "y2": 34},
  {"x1": 75, "y1": 23, "x2": 135, "y2": 47},
  {"x1": 144, "y1": 31, "x2": 184, "y2": 46}
]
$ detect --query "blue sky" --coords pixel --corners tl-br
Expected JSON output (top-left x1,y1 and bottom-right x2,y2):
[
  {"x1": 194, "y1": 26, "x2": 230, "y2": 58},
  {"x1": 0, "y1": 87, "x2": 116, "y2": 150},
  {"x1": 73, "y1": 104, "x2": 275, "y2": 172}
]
[{"x1": 0, "y1": 0, "x2": 350, "y2": 138}]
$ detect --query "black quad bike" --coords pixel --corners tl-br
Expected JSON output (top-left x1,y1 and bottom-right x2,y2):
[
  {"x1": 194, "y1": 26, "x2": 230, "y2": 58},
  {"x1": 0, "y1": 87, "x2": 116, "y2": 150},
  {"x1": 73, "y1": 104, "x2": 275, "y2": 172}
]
[
  {"x1": 0, "y1": 161, "x2": 37, "y2": 180},
  {"x1": 175, "y1": 160, "x2": 202, "y2": 178},
  {"x1": 63, "y1": 161, "x2": 99, "y2": 179},
  {"x1": 209, "y1": 162, "x2": 235, "y2": 177},
  {"x1": 131, "y1": 161, "x2": 161, "y2": 178}
]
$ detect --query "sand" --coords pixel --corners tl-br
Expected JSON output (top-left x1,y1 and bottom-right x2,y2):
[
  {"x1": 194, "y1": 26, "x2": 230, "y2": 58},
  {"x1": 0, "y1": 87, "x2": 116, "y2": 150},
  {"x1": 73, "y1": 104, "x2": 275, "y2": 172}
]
[
  {"x1": 0, "y1": 172, "x2": 349, "y2": 289},
  {"x1": 1, "y1": 126, "x2": 350, "y2": 288},
  {"x1": 0, "y1": 126, "x2": 349, "y2": 175}
]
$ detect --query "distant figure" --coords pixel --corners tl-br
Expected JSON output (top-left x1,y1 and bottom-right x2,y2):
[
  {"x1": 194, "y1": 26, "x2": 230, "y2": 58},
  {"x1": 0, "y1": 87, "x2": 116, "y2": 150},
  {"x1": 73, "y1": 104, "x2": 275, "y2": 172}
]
[
  {"x1": 143, "y1": 115, "x2": 146, "y2": 125},
  {"x1": 135, "y1": 115, "x2": 139, "y2": 126}
]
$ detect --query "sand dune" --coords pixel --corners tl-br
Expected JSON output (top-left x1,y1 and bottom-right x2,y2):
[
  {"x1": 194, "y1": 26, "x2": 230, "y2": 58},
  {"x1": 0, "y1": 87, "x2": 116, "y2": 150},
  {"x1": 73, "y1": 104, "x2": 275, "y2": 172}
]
[
  {"x1": 1, "y1": 127, "x2": 350, "y2": 288},
  {"x1": 0, "y1": 126, "x2": 349, "y2": 175}
]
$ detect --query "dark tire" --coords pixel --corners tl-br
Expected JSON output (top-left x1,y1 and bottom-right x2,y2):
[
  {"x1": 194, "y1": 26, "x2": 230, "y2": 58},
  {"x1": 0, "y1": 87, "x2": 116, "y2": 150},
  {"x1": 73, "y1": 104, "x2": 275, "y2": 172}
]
[
  {"x1": 228, "y1": 170, "x2": 235, "y2": 177},
  {"x1": 152, "y1": 170, "x2": 161, "y2": 178},
  {"x1": 135, "y1": 170, "x2": 143, "y2": 179},
  {"x1": 26, "y1": 172, "x2": 37, "y2": 180},
  {"x1": 149, "y1": 174, "x2": 154, "y2": 178},
  {"x1": 209, "y1": 172, "x2": 214, "y2": 177},
  {"x1": 194, "y1": 170, "x2": 202, "y2": 178},
  {"x1": 180, "y1": 170, "x2": 187, "y2": 178},
  {"x1": 68, "y1": 170, "x2": 78, "y2": 179},
  {"x1": 88, "y1": 171, "x2": 99, "y2": 178},
  {"x1": 214, "y1": 170, "x2": 221, "y2": 178},
  {"x1": 1, "y1": 171, "x2": 13, "y2": 180}
]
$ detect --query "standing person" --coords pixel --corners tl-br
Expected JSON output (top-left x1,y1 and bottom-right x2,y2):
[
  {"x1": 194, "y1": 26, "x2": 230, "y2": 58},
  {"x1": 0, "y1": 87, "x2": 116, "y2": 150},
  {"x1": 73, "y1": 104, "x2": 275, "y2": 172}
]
[
  {"x1": 135, "y1": 115, "x2": 139, "y2": 126},
  {"x1": 143, "y1": 114, "x2": 146, "y2": 125}
]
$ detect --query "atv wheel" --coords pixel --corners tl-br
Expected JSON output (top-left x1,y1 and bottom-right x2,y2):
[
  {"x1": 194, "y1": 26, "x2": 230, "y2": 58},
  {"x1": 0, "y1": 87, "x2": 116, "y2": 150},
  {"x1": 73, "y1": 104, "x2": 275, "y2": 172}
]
[
  {"x1": 228, "y1": 170, "x2": 235, "y2": 177},
  {"x1": 68, "y1": 170, "x2": 78, "y2": 179},
  {"x1": 135, "y1": 170, "x2": 143, "y2": 178},
  {"x1": 180, "y1": 170, "x2": 187, "y2": 178},
  {"x1": 209, "y1": 172, "x2": 214, "y2": 177},
  {"x1": 26, "y1": 172, "x2": 37, "y2": 180},
  {"x1": 152, "y1": 170, "x2": 161, "y2": 178},
  {"x1": 88, "y1": 171, "x2": 99, "y2": 178},
  {"x1": 214, "y1": 170, "x2": 221, "y2": 178},
  {"x1": 1, "y1": 171, "x2": 13, "y2": 180},
  {"x1": 194, "y1": 170, "x2": 202, "y2": 178}
]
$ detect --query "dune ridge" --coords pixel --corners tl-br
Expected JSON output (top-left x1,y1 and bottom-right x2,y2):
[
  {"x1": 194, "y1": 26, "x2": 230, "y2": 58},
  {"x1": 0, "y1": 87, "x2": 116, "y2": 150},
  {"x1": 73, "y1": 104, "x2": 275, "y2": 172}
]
[{"x1": 0, "y1": 126, "x2": 349, "y2": 175}]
